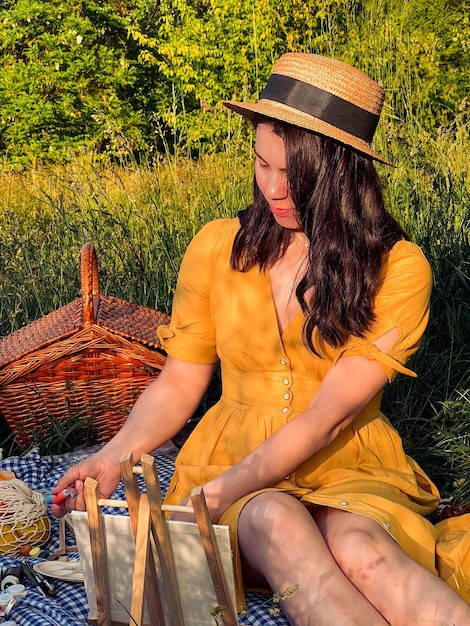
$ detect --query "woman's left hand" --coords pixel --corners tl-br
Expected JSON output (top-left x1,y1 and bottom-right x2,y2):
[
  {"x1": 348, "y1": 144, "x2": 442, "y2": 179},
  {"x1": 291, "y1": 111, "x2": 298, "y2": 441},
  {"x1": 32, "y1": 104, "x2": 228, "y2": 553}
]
[{"x1": 176, "y1": 481, "x2": 230, "y2": 524}]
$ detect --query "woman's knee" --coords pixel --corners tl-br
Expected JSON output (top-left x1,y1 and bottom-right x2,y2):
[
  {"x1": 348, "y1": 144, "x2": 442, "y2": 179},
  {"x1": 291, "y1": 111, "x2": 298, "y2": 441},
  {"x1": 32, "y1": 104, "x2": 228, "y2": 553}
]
[
  {"x1": 238, "y1": 491, "x2": 316, "y2": 556},
  {"x1": 238, "y1": 492, "x2": 309, "y2": 581},
  {"x1": 239, "y1": 491, "x2": 305, "y2": 537},
  {"x1": 315, "y1": 508, "x2": 402, "y2": 581}
]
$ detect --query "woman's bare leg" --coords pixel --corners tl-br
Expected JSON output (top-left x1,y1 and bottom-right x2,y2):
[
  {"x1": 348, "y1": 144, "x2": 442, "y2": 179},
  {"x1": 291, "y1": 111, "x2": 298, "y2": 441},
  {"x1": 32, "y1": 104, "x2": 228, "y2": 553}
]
[
  {"x1": 238, "y1": 492, "x2": 389, "y2": 626},
  {"x1": 314, "y1": 507, "x2": 470, "y2": 626}
]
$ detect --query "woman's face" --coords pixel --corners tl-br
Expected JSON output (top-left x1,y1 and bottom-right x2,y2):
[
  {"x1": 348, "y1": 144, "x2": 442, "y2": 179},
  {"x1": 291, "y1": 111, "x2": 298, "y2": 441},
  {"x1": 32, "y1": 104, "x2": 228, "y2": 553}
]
[{"x1": 254, "y1": 122, "x2": 300, "y2": 230}]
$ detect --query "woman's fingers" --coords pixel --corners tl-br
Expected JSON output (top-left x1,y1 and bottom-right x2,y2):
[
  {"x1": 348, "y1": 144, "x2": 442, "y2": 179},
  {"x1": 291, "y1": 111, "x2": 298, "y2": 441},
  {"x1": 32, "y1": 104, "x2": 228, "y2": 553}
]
[{"x1": 50, "y1": 479, "x2": 85, "y2": 518}]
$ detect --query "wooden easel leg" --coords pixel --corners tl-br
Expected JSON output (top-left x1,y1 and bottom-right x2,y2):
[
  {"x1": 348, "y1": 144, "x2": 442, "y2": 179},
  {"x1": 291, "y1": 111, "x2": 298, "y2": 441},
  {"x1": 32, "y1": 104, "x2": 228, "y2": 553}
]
[
  {"x1": 58, "y1": 516, "x2": 66, "y2": 554},
  {"x1": 129, "y1": 495, "x2": 154, "y2": 626},
  {"x1": 191, "y1": 487, "x2": 238, "y2": 626},
  {"x1": 120, "y1": 453, "x2": 166, "y2": 626},
  {"x1": 141, "y1": 454, "x2": 185, "y2": 626},
  {"x1": 84, "y1": 477, "x2": 113, "y2": 626}
]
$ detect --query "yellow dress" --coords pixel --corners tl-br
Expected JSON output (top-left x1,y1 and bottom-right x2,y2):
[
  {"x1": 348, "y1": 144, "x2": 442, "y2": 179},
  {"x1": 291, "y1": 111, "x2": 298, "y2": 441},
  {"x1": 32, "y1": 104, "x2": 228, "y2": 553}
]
[{"x1": 157, "y1": 217, "x2": 470, "y2": 609}]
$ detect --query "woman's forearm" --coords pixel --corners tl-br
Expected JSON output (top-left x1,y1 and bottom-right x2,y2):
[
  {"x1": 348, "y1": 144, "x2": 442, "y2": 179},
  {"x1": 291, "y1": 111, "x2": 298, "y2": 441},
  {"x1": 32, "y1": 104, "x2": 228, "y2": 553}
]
[
  {"x1": 201, "y1": 352, "x2": 391, "y2": 520},
  {"x1": 201, "y1": 406, "x2": 333, "y2": 516},
  {"x1": 98, "y1": 357, "x2": 216, "y2": 463}
]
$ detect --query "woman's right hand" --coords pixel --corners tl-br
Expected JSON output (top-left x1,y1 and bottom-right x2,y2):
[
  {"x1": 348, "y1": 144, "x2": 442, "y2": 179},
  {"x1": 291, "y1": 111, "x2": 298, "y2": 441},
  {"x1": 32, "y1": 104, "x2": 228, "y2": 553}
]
[{"x1": 50, "y1": 451, "x2": 122, "y2": 518}]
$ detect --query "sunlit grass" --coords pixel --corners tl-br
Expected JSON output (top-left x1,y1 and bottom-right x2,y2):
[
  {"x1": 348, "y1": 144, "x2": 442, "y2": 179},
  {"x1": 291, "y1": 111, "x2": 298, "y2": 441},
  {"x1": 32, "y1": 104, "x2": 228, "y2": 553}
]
[{"x1": 0, "y1": 152, "x2": 252, "y2": 332}]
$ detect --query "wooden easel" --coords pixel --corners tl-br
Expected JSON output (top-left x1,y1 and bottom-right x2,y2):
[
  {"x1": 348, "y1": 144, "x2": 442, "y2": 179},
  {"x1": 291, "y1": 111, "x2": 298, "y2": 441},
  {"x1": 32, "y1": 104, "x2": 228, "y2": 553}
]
[
  {"x1": 83, "y1": 452, "x2": 237, "y2": 626},
  {"x1": 52, "y1": 514, "x2": 77, "y2": 558}
]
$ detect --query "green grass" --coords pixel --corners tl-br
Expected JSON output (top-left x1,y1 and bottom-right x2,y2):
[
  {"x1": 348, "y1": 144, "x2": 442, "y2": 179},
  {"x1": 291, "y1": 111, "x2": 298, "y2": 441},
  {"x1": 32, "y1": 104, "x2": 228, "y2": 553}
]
[
  {"x1": 0, "y1": 152, "x2": 252, "y2": 333},
  {"x1": 378, "y1": 120, "x2": 470, "y2": 505}
]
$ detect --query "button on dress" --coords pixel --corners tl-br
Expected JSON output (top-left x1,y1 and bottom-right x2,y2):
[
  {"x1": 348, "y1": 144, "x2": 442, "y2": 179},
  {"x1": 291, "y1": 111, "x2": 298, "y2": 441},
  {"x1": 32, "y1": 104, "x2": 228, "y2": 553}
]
[{"x1": 157, "y1": 218, "x2": 470, "y2": 610}]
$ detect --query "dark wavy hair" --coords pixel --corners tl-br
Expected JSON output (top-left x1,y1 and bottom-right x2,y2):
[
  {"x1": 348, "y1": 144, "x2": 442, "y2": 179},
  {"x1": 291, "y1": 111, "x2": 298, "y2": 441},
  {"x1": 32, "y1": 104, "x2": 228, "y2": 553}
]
[{"x1": 231, "y1": 117, "x2": 408, "y2": 355}]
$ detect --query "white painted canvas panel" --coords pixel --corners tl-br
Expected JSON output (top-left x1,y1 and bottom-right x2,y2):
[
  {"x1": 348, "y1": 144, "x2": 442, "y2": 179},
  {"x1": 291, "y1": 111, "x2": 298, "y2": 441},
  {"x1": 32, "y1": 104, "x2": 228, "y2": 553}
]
[{"x1": 72, "y1": 511, "x2": 236, "y2": 625}]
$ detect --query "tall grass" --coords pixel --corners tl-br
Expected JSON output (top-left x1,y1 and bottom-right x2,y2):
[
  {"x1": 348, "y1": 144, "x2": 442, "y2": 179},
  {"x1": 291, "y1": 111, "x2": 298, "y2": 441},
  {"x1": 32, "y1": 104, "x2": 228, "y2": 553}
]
[
  {"x1": 380, "y1": 120, "x2": 470, "y2": 505},
  {"x1": 0, "y1": 152, "x2": 252, "y2": 335}
]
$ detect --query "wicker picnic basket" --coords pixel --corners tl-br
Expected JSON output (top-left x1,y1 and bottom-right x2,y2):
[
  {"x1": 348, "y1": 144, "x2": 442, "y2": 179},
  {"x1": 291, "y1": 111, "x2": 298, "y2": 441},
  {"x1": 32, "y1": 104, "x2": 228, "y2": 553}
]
[{"x1": 0, "y1": 243, "x2": 170, "y2": 449}]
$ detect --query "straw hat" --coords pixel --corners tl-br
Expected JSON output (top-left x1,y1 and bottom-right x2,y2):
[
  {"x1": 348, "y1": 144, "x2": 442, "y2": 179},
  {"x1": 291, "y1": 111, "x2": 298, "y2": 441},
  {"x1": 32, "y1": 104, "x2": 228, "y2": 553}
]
[{"x1": 223, "y1": 53, "x2": 390, "y2": 164}]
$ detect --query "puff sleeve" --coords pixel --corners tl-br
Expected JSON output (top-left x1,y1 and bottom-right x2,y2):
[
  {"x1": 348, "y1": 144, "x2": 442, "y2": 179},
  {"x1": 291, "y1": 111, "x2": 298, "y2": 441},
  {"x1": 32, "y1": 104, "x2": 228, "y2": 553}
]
[
  {"x1": 156, "y1": 219, "x2": 233, "y2": 364},
  {"x1": 333, "y1": 241, "x2": 433, "y2": 381}
]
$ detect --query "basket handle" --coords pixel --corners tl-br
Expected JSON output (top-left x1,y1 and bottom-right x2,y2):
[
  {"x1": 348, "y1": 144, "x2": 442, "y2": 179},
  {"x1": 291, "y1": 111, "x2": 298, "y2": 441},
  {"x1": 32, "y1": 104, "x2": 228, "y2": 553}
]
[{"x1": 81, "y1": 243, "x2": 100, "y2": 326}]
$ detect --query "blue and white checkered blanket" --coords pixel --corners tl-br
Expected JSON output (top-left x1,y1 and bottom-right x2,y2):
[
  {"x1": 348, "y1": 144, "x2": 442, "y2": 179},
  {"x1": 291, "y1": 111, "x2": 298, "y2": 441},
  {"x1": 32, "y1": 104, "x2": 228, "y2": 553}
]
[{"x1": 0, "y1": 447, "x2": 288, "y2": 626}]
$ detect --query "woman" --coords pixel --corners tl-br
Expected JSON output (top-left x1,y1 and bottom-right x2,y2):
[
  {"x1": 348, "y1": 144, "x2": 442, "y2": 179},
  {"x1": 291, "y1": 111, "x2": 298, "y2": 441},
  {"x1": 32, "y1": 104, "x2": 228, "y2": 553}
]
[{"x1": 53, "y1": 54, "x2": 470, "y2": 625}]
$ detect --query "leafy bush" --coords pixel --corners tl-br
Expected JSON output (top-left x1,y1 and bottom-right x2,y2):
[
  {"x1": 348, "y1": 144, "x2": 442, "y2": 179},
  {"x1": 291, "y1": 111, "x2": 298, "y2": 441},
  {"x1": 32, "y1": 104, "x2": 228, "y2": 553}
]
[
  {"x1": 0, "y1": 0, "x2": 152, "y2": 162},
  {"x1": 0, "y1": 0, "x2": 468, "y2": 162}
]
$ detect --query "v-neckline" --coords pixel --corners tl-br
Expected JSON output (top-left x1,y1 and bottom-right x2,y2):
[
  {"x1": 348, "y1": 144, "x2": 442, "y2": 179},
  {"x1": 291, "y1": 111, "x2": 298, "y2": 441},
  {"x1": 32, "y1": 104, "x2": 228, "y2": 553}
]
[{"x1": 265, "y1": 268, "x2": 303, "y2": 341}]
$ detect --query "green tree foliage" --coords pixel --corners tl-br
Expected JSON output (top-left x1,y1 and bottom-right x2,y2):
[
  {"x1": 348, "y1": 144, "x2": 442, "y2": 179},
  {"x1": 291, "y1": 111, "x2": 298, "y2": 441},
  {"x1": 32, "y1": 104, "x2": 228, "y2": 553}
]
[
  {"x1": 141, "y1": 0, "x2": 327, "y2": 149},
  {"x1": 0, "y1": 0, "x2": 468, "y2": 162},
  {"x1": 0, "y1": 0, "x2": 151, "y2": 161},
  {"x1": 334, "y1": 0, "x2": 470, "y2": 129},
  {"x1": 137, "y1": 0, "x2": 469, "y2": 154}
]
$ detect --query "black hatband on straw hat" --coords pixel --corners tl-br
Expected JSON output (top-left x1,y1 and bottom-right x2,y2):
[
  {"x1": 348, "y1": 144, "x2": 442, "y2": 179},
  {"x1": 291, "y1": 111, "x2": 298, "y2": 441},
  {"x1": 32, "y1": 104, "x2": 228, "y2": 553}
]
[{"x1": 260, "y1": 74, "x2": 379, "y2": 143}]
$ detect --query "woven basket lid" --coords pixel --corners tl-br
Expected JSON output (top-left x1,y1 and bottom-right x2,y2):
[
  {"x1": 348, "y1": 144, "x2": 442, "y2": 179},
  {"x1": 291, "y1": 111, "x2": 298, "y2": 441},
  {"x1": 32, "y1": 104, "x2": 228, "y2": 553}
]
[{"x1": 0, "y1": 243, "x2": 169, "y2": 370}]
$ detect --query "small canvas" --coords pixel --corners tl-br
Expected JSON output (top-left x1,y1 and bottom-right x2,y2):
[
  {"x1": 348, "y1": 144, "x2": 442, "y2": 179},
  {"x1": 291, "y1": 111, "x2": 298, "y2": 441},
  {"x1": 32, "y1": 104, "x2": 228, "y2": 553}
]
[{"x1": 72, "y1": 511, "x2": 236, "y2": 625}]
